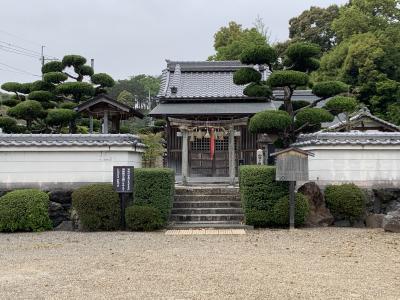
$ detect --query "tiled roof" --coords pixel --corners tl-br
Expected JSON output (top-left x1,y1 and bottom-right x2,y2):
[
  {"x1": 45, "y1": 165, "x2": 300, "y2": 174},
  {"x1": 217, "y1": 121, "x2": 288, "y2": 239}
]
[
  {"x1": 324, "y1": 108, "x2": 400, "y2": 132},
  {"x1": 0, "y1": 134, "x2": 145, "y2": 147},
  {"x1": 158, "y1": 60, "x2": 270, "y2": 99},
  {"x1": 293, "y1": 132, "x2": 400, "y2": 147},
  {"x1": 149, "y1": 102, "x2": 276, "y2": 116}
]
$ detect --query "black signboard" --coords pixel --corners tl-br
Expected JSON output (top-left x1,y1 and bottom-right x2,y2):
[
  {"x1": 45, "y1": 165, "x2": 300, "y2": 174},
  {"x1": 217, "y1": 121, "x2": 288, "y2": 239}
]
[{"x1": 113, "y1": 166, "x2": 134, "y2": 193}]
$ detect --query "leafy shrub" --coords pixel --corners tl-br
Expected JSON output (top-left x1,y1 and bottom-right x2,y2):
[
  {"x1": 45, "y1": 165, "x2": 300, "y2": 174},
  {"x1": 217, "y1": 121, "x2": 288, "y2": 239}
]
[
  {"x1": 324, "y1": 96, "x2": 358, "y2": 115},
  {"x1": 245, "y1": 209, "x2": 272, "y2": 227},
  {"x1": 125, "y1": 205, "x2": 163, "y2": 231},
  {"x1": 28, "y1": 91, "x2": 54, "y2": 102},
  {"x1": 91, "y1": 73, "x2": 115, "y2": 88},
  {"x1": 55, "y1": 82, "x2": 95, "y2": 99},
  {"x1": 0, "y1": 116, "x2": 18, "y2": 133},
  {"x1": 267, "y1": 70, "x2": 309, "y2": 88},
  {"x1": 243, "y1": 82, "x2": 272, "y2": 97},
  {"x1": 324, "y1": 183, "x2": 365, "y2": 221},
  {"x1": 43, "y1": 72, "x2": 68, "y2": 84},
  {"x1": 154, "y1": 119, "x2": 166, "y2": 127},
  {"x1": 46, "y1": 108, "x2": 77, "y2": 127},
  {"x1": 240, "y1": 45, "x2": 277, "y2": 65},
  {"x1": 239, "y1": 166, "x2": 288, "y2": 226},
  {"x1": 233, "y1": 67, "x2": 262, "y2": 85},
  {"x1": 1, "y1": 98, "x2": 20, "y2": 107},
  {"x1": 1, "y1": 82, "x2": 22, "y2": 93},
  {"x1": 312, "y1": 81, "x2": 349, "y2": 98},
  {"x1": 30, "y1": 80, "x2": 54, "y2": 92},
  {"x1": 62, "y1": 55, "x2": 86, "y2": 68},
  {"x1": 134, "y1": 168, "x2": 175, "y2": 223},
  {"x1": 249, "y1": 110, "x2": 291, "y2": 134},
  {"x1": 0, "y1": 189, "x2": 52, "y2": 232},
  {"x1": 72, "y1": 183, "x2": 120, "y2": 231},
  {"x1": 42, "y1": 61, "x2": 63, "y2": 73},
  {"x1": 272, "y1": 193, "x2": 310, "y2": 226},
  {"x1": 295, "y1": 108, "x2": 334, "y2": 129}
]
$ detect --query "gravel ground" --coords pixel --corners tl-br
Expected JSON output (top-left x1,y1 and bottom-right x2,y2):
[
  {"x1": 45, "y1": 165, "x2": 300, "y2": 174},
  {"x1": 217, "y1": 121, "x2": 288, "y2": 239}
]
[{"x1": 0, "y1": 228, "x2": 399, "y2": 300}]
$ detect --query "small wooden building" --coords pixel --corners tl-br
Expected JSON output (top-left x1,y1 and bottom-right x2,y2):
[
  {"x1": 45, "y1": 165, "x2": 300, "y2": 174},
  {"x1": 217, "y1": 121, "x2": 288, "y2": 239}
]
[
  {"x1": 149, "y1": 61, "x2": 279, "y2": 182},
  {"x1": 75, "y1": 94, "x2": 144, "y2": 134}
]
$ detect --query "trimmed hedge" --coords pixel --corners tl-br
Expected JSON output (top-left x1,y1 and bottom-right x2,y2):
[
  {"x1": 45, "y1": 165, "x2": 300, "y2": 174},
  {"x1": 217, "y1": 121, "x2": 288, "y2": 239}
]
[
  {"x1": 72, "y1": 183, "x2": 120, "y2": 231},
  {"x1": 134, "y1": 168, "x2": 175, "y2": 223},
  {"x1": 0, "y1": 189, "x2": 52, "y2": 232},
  {"x1": 125, "y1": 205, "x2": 163, "y2": 231},
  {"x1": 324, "y1": 183, "x2": 365, "y2": 221},
  {"x1": 240, "y1": 166, "x2": 288, "y2": 226},
  {"x1": 272, "y1": 193, "x2": 310, "y2": 226}
]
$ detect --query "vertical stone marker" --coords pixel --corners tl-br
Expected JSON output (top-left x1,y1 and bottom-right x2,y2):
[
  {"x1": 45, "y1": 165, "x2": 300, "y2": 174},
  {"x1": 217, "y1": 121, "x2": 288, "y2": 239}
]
[
  {"x1": 113, "y1": 166, "x2": 134, "y2": 228},
  {"x1": 271, "y1": 148, "x2": 313, "y2": 230}
]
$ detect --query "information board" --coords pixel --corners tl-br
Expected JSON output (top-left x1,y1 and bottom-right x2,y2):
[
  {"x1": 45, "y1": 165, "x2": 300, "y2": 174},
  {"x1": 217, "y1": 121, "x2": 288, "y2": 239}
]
[{"x1": 113, "y1": 166, "x2": 134, "y2": 193}]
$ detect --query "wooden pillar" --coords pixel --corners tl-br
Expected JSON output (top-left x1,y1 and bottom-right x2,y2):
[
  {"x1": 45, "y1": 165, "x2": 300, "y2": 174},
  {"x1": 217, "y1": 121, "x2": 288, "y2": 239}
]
[
  {"x1": 181, "y1": 128, "x2": 189, "y2": 185},
  {"x1": 228, "y1": 124, "x2": 235, "y2": 186},
  {"x1": 103, "y1": 111, "x2": 109, "y2": 134},
  {"x1": 289, "y1": 181, "x2": 296, "y2": 230},
  {"x1": 89, "y1": 115, "x2": 93, "y2": 134}
]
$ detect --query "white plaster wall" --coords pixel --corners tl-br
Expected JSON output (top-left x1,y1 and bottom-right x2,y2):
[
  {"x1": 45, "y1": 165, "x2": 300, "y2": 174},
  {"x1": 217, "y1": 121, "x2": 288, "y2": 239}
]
[
  {"x1": 300, "y1": 145, "x2": 400, "y2": 188},
  {"x1": 0, "y1": 146, "x2": 144, "y2": 189}
]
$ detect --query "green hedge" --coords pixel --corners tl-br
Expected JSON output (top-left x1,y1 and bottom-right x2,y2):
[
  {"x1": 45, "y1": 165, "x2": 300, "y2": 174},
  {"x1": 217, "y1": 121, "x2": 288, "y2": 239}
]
[
  {"x1": 134, "y1": 168, "x2": 175, "y2": 223},
  {"x1": 125, "y1": 205, "x2": 163, "y2": 231},
  {"x1": 239, "y1": 166, "x2": 288, "y2": 226},
  {"x1": 324, "y1": 183, "x2": 365, "y2": 222},
  {"x1": 0, "y1": 189, "x2": 52, "y2": 232},
  {"x1": 272, "y1": 193, "x2": 310, "y2": 226},
  {"x1": 72, "y1": 183, "x2": 120, "y2": 231}
]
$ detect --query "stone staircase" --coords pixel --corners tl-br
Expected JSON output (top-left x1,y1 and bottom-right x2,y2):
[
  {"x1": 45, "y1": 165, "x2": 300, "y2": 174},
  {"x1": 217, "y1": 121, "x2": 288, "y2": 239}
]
[{"x1": 169, "y1": 185, "x2": 248, "y2": 229}]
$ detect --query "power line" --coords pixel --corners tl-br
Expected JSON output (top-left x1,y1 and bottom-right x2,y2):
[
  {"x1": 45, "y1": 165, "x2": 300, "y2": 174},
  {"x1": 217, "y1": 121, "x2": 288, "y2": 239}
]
[
  {"x1": 0, "y1": 62, "x2": 41, "y2": 78},
  {"x1": 0, "y1": 45, "x2": 41, "y2": 59},
  {"x1": 0, "y1": 29, "x2": 42, "y2": 47},
  {"x1": 0, "y1": 40, "x2": 41, "y2": 55}
]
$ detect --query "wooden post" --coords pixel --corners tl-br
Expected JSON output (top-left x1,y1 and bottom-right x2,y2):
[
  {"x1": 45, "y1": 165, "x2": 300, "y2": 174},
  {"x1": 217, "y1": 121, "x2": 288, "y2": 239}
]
[
  {"x1": 289, "y1": 181, "x2": 295, "y2": 230},
  {"x1": 103, "y1": 111, "x2": 109, "y2": 134},
  {"x1": 89, "y1": 115, "x2": 93, "y2": 134},
  {"x1": 181, "y1": 128, "x2": 189, "y2": 185},
  {"x1": 228, "y1": 125, "x2": 235, "y2": 186}
]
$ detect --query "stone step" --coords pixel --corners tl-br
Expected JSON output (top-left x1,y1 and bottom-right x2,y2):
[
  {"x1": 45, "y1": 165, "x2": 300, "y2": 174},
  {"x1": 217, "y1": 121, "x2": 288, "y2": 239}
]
[
  {"x1": 170, "y1": 214, "x2": 244, "y2": 222},
  {"x1": 174, "y1": 194, "x2": 240, "y2": 202},
  {"x1": 168, "y1": 222, "x2": 253, "y2": 229},
  {"x1": 175, "y1": 187, "x2": 239, "y2": 196},
  {"x1": 173, "y1": 201, "x2": 242, "y2": 208},
  {"x1": 171, "y1": 208, "x2": 243, "y2": 215}
]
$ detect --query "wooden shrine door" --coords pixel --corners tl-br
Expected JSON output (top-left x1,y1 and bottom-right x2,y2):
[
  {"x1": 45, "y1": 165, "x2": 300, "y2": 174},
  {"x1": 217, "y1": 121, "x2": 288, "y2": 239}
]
[{"x1": 189, "y1": 136, "x2": 236, "y2": 177}]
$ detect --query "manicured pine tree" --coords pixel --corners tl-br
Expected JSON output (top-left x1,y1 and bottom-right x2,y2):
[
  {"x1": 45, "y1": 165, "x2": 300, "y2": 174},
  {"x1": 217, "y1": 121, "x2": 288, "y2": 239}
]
[
  {"x1": 0, "y1": 55, "x2": 115, "y2": 133},
  {"x1": 233, "y1": 42, "x2": 357, "y2": 146}
]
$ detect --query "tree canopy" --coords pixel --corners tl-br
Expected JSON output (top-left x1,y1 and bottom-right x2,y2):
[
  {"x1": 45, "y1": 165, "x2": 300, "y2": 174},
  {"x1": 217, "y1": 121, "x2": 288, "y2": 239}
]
[
  {"x1": 0, "y1": 54, "x2": 115, "y2": 133},
  {"x1": 311, "y1": 0, "x2": 400, "y2": 124},
  {"x1": 209, "y1": 21, "x2": 268, "y2": 61},
  {"x1": 234, "y1": 41, "x2": 352, "y2": 146},
  {"x1": 289, "y1": 5, "x2": 340, "y2": 51}
]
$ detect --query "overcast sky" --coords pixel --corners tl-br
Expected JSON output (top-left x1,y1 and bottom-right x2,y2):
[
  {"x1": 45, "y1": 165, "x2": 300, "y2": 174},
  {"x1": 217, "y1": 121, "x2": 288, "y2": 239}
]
[{"x1": 0, "y1": 0, "x2": 348, "y2": 85}]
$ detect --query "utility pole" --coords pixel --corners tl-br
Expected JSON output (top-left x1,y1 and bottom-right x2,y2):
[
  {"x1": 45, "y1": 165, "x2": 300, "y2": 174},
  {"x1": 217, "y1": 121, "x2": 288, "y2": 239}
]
[
  {"x1": 41, "y1": 45, "x2": 45, "y2": 79},
  {"x1": 91, "y1": 58, "x2": 94, "y2": 71}
]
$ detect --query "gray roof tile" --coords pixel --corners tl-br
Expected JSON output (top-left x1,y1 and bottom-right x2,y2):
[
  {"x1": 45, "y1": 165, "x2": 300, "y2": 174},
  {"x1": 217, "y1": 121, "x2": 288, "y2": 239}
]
[
  {"x1": 150, "y1": 102, "x2": 276, "y2": 116},
  {"x1": 0, "y1": 134, "x2": 145, "y2": 148},
  {"x1": 293, "y1": 132, "x2": 400, "y2": 147}
]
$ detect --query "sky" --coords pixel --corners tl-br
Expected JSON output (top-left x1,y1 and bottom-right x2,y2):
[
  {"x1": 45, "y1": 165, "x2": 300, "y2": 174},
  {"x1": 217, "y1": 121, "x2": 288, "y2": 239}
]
[{"x1": 0, "y1": 0, "x2": 348, "y2": 85}]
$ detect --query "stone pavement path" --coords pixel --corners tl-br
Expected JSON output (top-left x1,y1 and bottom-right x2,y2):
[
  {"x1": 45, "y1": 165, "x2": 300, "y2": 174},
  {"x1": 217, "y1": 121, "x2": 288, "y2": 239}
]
[{"x1": 165, "y1": 229, "x2": 246, "y2": 235}]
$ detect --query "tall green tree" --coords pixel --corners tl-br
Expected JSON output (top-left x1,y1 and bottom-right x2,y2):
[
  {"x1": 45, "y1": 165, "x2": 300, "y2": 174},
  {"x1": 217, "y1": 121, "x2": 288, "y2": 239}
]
[
  {"x1": 332, "y1": 0, "x2": 400, "y2": 42},
  {"x1": 107, "y1": 75, "x2": 160, "y2": 110},
  {"x1": 314, "y1": 0, "x2": 400, "y2": 122},
  {"x1": 234, "y1": 43, "x2": 353, "y2": 146},
  {"x1": 289, "y1": 5, "x2": 340, "y2": 52},
  {"x1": 209, "y1": 21, "x2": 268, "y2": 61}
]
